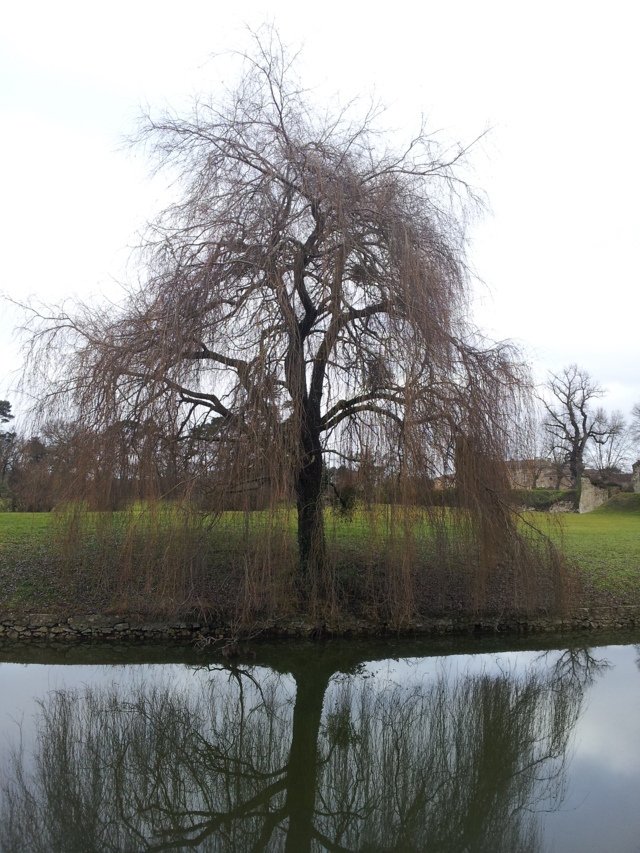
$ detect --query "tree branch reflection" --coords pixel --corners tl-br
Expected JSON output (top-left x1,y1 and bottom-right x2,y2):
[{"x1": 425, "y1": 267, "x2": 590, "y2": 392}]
[
  {"x1": 536, "y1": 647, "x2": 611, "y2": 693},
  {"x1": 0, "y1": 647, "x2": 595, "y2": 852}
]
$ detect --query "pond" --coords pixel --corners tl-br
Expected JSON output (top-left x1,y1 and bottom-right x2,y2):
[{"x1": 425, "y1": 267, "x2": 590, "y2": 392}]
[{"x1": 1, "y1": 633, "x2": 640, "y2": 852}]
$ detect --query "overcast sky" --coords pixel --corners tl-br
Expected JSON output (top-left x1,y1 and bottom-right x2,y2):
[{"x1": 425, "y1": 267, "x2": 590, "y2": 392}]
[{"x1": 1, "y1": 0, "x2": 638, "y2": 421}]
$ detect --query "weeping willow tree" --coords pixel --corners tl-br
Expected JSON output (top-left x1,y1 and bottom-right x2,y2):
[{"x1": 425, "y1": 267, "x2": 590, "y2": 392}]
[{"x1": 16, "y1": 29, "x2": 559, "y2": 613}]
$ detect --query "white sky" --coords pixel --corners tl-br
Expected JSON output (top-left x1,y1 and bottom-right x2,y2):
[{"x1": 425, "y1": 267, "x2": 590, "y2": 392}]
[{"x1": 1, "y1": 0, "x2": 639, "y2": 421}]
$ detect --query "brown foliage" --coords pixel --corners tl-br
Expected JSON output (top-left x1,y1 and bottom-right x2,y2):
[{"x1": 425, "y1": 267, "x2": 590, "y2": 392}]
[{"x1": 11, "y1": 29, "x2": 565, "y2": 616}]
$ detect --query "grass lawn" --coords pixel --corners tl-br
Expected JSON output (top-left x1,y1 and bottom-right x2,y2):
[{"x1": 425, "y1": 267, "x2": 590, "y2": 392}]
[
  {"x1": 0, "y1": 512, "x2": 59, "y2": 609},
  {"x1": 0, "y1": 512, "x2": 54, "y2": 544},
  {"x1": 543, "y1": 493, "x2": 640, "y2": 604},
  {"x1": 0, "y1": 495, "x2": 638, "y2": 614}
]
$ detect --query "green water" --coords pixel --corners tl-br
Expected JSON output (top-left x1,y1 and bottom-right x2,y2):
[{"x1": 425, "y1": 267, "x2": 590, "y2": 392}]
[{"x1": 1, "y1": 633, "x2": 639, "y2": 851}]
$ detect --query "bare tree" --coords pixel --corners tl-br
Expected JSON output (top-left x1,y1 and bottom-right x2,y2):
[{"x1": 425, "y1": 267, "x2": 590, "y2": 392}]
[
  {"x1": 630, "y1": 402, "x2": 640, "y2": 451},
  {"x1": 17, "y1": 30, "x2": 528, "y2": 590},
  {"x1": 584, "y1": 409, "x2": 633, "y2": 473},
  {"x1": 540, "y1": 365, "x2": 614, "y2": 485}
]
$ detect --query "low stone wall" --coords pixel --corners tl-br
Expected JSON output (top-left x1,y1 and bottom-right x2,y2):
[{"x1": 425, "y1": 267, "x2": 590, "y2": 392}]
[
  {"x1": 2, "y1": 606, "x2": 640, "y2": 642},
  {"x1": 0, "y1": 614, "x2": 209, "y2": 642},
  {"x1": 548, "y1": 501, "x2": 576, "y2": 514}
]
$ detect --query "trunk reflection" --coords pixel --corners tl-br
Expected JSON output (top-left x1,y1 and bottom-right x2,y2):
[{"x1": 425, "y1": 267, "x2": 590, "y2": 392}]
[{"x1": 1, "y1": 646, "x2": 606, "y2": 852}]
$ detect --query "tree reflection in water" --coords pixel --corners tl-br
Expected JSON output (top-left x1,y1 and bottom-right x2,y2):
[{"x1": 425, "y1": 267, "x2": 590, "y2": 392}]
[{"x1": 0, "y1": 645, "x2": 606, "y2": 852}]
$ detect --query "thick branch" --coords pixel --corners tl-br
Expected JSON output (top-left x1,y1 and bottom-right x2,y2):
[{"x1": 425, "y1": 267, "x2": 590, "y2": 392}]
[
  {"x1": 320, "y1": 389, "x2": 404, "y2": 429},
  {"x1": 183, "y1": 344, "x2": 249, "y2": 375},
  {"x1": 322, "y1": 402, "x2": 404, "y2": 432},
  {"x1": 310, "y1": 300, "x2": 390, "y2": 408}
]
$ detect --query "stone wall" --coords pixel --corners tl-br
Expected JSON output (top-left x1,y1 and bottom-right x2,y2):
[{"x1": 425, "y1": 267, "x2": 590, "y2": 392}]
[
  {"x1": 579, "y1": 476, "x2": 612, "y2": 513},
  {"x1": 3, "y1": 607, "x2": 640, "y2": 642},
  {"x1": 508, "y1": 460, "x2": 572, "y2": 490},
  {"x1": 579, "y1": 469, "x2": 635, "y2": 513},
  {"x1": 632, "y1": 460, "x2": 640, "y2": 494}
]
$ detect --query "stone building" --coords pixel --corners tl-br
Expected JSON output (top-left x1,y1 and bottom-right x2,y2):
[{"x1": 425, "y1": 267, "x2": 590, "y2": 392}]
[{"x1": 507, "y1": 459, "x2": 573, "y2": 490}]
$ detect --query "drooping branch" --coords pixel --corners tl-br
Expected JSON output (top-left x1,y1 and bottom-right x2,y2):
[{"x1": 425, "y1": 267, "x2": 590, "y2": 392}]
[{"x1": 9, "y1": 27, "x2": 540, "y2": 595}]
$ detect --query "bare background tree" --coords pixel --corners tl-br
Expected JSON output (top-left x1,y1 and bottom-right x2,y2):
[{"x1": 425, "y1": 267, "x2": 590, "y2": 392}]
[
  {"x1": 630, "y1": 402, "x2": 640, "y2": 455},
  {"x1": 13, "y1": 30, "x2": 563, "y2": 616},
  {"x1": 584, "y1": 409, "x2": 633, "y2": 473},
  {"x1": 540, "y1": 365, "x2": 619, "y2": 485}
]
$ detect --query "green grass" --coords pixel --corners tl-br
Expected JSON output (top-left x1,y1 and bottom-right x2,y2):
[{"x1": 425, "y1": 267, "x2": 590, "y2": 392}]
[
  {"x1": 531, "y1": 493, "x2": 640, "y2": 605},
  {"x1": 0, "y1": 505, "x2": 456, "y2": 617},
  {"x1": 0, "y1": 495, "x2": 638, "y2": 614},
  {"x1": 0, "y1": 511, "x2": 54, "y2": 545},
  {"x1": 0, "y1": 512, "x2": 59, "y2": 610}
]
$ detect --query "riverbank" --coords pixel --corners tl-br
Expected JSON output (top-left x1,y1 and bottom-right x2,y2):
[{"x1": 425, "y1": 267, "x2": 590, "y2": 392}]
[
  {"x1": 1, "y1": 498, "x2": 638, "y2": 639},
  {"x1": 2, "y1": 603, "x2": 640, "y2": 645}
]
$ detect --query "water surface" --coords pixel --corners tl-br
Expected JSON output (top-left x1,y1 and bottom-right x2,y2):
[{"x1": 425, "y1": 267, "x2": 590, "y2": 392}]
[{"x1": 1, "y1": 634, "x2": 639, "y2": 852}]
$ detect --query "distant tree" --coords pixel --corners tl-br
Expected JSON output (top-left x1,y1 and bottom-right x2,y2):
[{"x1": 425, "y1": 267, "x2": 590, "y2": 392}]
[
  {"x1": 17, "y1": 30, "x2": 529, "y2": 589},
  {"x1": 0, "y1": 400, "x2": 14, "y2": 425},
  {"x1": 0, "y1": 400, "x2": 17, "y2": 499},
  {"x1": 6, "y1": 435, "x2": 53, "y2": 511},
  {"x1": 630, "y1": 402, "x2": 640, "y2": 451},
  {"x1": 6, "y1": 423, "x2": 88, "y2": 512},
  {"x1": 584, "y1": 409, "x2": 633, "y2": 473},
  {"x1": 0, "y1": 430, "x2": 15, "y2": 481},
  {"x1": 540, "y1": 365, "x2": 614, "y2": 485}
]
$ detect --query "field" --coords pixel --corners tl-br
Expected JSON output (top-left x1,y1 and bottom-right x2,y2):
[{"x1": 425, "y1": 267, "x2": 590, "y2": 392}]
[
  {"x1": 0, "y1": 496, "x2": 638, "y2": 618},
  {"x1": 546, "y1": 493, "x2": 640, "y2": 604}
]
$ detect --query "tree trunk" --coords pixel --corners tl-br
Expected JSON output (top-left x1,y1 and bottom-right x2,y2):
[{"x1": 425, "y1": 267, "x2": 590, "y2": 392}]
[
  {"x1": 569, "y1": 451, "x2": 584, "y2": 488},
  {"x1": 295, "y1": 407, "x2": 326, "y2": 588},
  {"x1": 283, "y1": 662, "x2": 328, "y2": 853},
  {"x1": 568, "y1": 455, "x2": 579, "y2": 486}
]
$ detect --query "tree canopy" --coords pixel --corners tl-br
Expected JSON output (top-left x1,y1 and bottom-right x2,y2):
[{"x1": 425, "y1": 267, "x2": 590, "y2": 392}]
[
  {"x1": 540, "y1": 365, "x2": 623, "y2": 483},
  {"x1": 0, "y1": 400, "x2": 16, "y2": 498},
  {"x1": 19, "y1": 31, "x2": 533, "y2": 598}
]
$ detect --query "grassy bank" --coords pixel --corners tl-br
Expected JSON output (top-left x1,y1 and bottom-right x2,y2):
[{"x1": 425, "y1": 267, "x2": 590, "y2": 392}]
[
  {"x1": 548, "y1": 493, "x2": 640, "y2": 605},
  {"x1": 0, "y1": 497, "x2": 637, "y2": 621}
]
